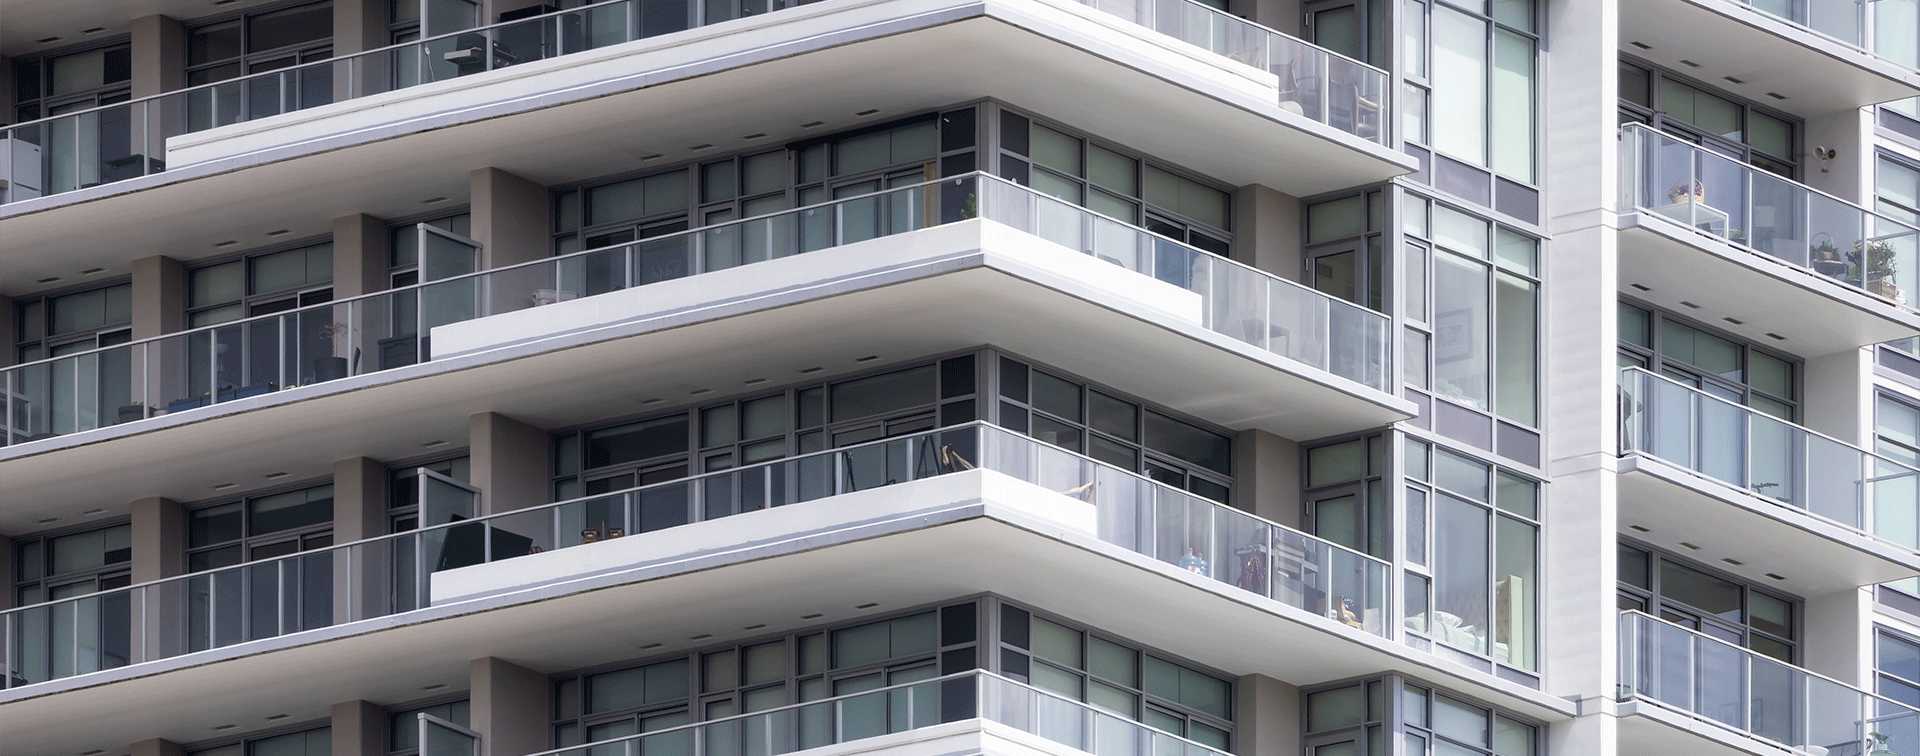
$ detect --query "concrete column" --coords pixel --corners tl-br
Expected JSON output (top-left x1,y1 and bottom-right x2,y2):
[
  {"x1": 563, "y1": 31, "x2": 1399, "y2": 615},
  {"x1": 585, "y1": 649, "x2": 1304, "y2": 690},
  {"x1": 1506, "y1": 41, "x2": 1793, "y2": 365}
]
[
  {"x1": 333, "y1": 699, "x2": 388, "y2": 756},
  {"x1": 131, "y1": 497, "x2": 187, "y2": 661},
  {"x1": 334, "y1": 0, "x2": 390, "y2": 99},
  {"x1": 130, "y1": 738, "x2": 186, "y2": 756},
  {"x1": 1231, "y1": 184, "x2": 1303, "y2": 282},
  {"x1": 129, "y1": 16, "x2": 187, "y2": 99},
  {"x1": 1803, "y1": 347, "x2": 1873, "y2": 446},
  {"x1": 1804, "y1": 587, "x2": 1872, "y2": 685},
  {"x1": 1247, "y1": 0, "x2": 1303, "y2": 35},
  {"x1": 471, "y1": 656, "x2": 548, "y2": 756},
  {"x1": 0, "y1": 537, "x2": 16, "y2": 610},
  {"x1": 471, "y1": 167, "x2": 549, "y2": 269},
  {"x1": 1231, "y1": 674, "x2": 1299, "y2": 756},
  {"x1": 0, "y1": 293, "x2": 17, "y2": 368},
  {"x1": 335, "y1": 457, "x2": 390, "y2": 622},
  {"x1": 131, "y1": 255, "x2": 187, "y2": 340},
  {"x1": 1803, "y1": 107, "x2": 1873, "y2": 205},
  {"x1": 471, "y1": 411, "x2": 548, "y2": 515},
  {"x1": 0, "y1": 55, "x2": 14, "y2": 126},
  {"x1": 334, "y1": 214, "x2": 392, "y2": 298},
  {"x1": 1232, "y1": 428, "x2": 1301, "y2": 529}
]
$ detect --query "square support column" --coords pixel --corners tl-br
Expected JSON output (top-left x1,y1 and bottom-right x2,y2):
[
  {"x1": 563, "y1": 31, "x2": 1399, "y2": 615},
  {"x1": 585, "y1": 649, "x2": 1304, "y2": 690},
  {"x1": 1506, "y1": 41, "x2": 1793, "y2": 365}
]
[
  {"x1": 471, "y1": 411, "x2": 547, "y2": 514},
  {"x1": 130, "y1": 16, "x2": 186, "y2": 99},
  {"x1": 131, "y1": 496, "x2": 187, "y2": 661},
  {"x1": 130, "y1": 738, "x2": 185, "y2": 756},
  {"x1": 334, "y1": 456, "x2": 390, "y2": 622},
  {"x1": 471, "y1": 167, "x2": 549, "y2": 270},
  {"x1": 1231, "y1": 428, "x2": 1301, "y2": 529},
  {"x1": 1231, "y1": 184, "x2": 1303, "y2": 282},
  {"x1": 471, "y1": 656, "x2": 548, "y2": 756},
  {"x1": 333, "y1": 699, "x2": 389, "y2": 756},
  {"x1": 1232, "y1": 673, "x2": 1299, "y2": 756}
]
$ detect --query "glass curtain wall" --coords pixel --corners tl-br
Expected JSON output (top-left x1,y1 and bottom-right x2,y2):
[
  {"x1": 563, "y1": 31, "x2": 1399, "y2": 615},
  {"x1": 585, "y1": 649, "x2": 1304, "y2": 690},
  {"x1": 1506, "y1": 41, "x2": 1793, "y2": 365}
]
[
  {"x1": 1401, "y1": 439, "x2": 1540, "y2": 673},
  {"x1": 1403, "y1": 0, "x2": 1538, "y2": 184},
  {"x1": 1303, "y1": 675, "x2": 1536, "y2": 756},
  {"x1": 1399, "y1": 198, "x2": 1540, "y2": 428}
]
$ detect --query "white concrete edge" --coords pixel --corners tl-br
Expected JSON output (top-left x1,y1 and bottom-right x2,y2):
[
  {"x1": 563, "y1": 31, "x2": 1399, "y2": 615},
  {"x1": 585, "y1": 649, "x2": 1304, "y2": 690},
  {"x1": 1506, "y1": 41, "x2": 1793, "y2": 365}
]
[
  {"x1": 1620, "y1": 697, "x2": 1814, "y2": 756},
  {"x1": 1680, "y1": 0, "x2": 1920, "y2": 93}
]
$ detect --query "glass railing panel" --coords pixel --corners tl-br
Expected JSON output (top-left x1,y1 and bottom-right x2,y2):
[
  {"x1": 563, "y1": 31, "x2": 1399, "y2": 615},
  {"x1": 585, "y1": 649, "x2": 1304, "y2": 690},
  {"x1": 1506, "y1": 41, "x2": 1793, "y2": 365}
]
[
  {"x1": 1620, "y1": 611, "x2": 1920, "y2": 755},
  {"x1": 1622, "y1": 367, "x2": 1920, "y2": 547},
  {"x1": 0, "y1": 173, "x2": 1386, "y2": 450},
  {"x1": 1621, "y1": 124, "x2": 1920, "y2": 306}
]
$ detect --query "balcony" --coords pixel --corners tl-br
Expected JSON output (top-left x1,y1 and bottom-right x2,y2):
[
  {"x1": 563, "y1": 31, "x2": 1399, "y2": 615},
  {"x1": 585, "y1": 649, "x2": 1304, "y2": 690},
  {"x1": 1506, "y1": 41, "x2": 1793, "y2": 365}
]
[
  {"x1": 0, "y1": 0, "x2": 1410, "y2": 267},
  {"x1": 1618, "y1": 367, "x2": 1920, "y2": 594},
  {"x1": 1617, "y1": 124, "x2": 1920, "y2": 354},
  {"x1": 527, "y1": 670, "x2": 1227, "y2": 756},
  {"x1": 0, "y1": 173, "x2": 1412, "y2": 521},
  {"x1": 1618, "y1": 610, "x2": 1919, "y2": 756},
  {"x1": 0, "y1": 423, "x2": 1577, "y2": 756},
  {"x1": 1617, "y1": 0, "x2": 1920, "y2": 113},
  {"x1": 0, "y1": 421, "x2": 1386, "y2": 694}
]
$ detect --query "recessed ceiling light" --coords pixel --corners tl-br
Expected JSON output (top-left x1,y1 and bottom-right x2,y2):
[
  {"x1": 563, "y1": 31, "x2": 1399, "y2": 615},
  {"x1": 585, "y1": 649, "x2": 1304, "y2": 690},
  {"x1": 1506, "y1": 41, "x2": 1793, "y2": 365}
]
[
  {"x1": 264, "y1": 472, "x2": 289, "y2": 479},
  {"x1": 1766, "y1": 573, "x2": 1787, "y2": 580},
  {"x1": 855, "y1": 355, "x2": 880, "y2": 362},
  {"x1": 691, "y1": 144, "x2": 715, "y2": 151},
  {"x1": 1766, "y1": 332, "x2": 1787, "y2": 340},
  {"x1": 1678, "y1": 59, "x2": 1701, "y2": 68},
  {"x1": 641, "y1": 642, "x2": 664, "y2": 650},
  {"x1": 743, "y1": 624, "x2": 766, "y2": 630},
  {"x1": 213, "y1": 0, "x2": 241, "y2": 5},
  {"x1": 1722, "y1": 317, "x2": 1744, "y2": 325},
  {"x1": 1766, "y1": 92, "x2": 1787, "y2": 100},
  {"x1": 1627, "y1": 525, "x2": 1650, "y2": 532},
  {"x1": 641, "y1": 153, "x2": 666, "y2": 161},
  {"x1": 855, "y1": 109, "x2": 881, "y2": 116},
  {"x1": 421, "y1": 196, "x2": 450, "y2": 205},
  {"x1": 81, "y1": 508, "x2": 108, "y2": 516},
  {"x1": 215, "y1": 240, "x2": 240, "y2": 247},
  {"x1": 855, "y1": 602, "x2": 879, "y2": 609},
  {"x1": 690, "y1": 388, "x2": 713, "y2": 396},
  {"x1": 213, "y1": 724, "x2": 238, "y2": 731},
  {"x1": 35, "y1": 277, "x2": 61, "y2": 284},
  {"x1": 421, "y1": 440, "x2": 449, "y2": 448},
  {"x1": 82, "y1": 27, "x2": 107, "y2": 34},
  {"x1": 1721, "y1": 558, "x2": 1744, "y2": 566},
  {"x1": 82, "y1": 750, "x2": 107, "y2": 755},
  {"x1": 35, "y1": 517, "x2": 62, "y2": 525},
  {"x1": 213, "y1": 482, "x2": 238, "y2": 490},
  {"x1": 80, "y1": 267, "x2": 105, "y2": 275},
  {"x1": 743, "y1": 133, "x2": 768, "y2": 140},
  {"x1": 744, "y1": 378, "x2": 768, "y2": 385},
  {"x1": 799, "y1": 367, "x2": 824, "y2": 374},
  {"x1": 800, "y1": 121, "x2": 826, "y2": 129},
  {"x1": 1678, "y1": 301, "x2": 1700, "y2": 309},
  {"x1": 266, "y1": 229, "x2": 290, "y2": 237},
  {"x1": 689, "y1": 634, "x2": 713, "y2": 640},
  {"x1": 36, "y1": 36, "x2": 63, "y2": 44},
  {"x1": 1723, "y1": 76, "x2": 1744, "y2": 85},
  {"x1": 641, "y1": 398, "x2": 665, "y2": 405},
  {"x1": 801, "y1": 613, "x2": 824, "y2": 620},
  {"x1": 1678, "y1": 542, "x2": 1701, "y2": 550},
  {"x1": 420, "y1": 683, "x2": 449, "y2": 692},
  {"x1": 1629, "y1": 41, "x2": 1651, "y2": 49},
  {"x1": 265, "y1": 714, "x2": 290, "y2": 721},
  {"x1": 1629, "y1": 283, "x2": 1651, "y2": 291}
]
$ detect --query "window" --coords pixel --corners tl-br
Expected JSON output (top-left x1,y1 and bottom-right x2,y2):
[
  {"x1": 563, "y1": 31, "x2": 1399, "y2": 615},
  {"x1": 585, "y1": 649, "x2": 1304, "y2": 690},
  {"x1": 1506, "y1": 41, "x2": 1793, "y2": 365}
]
[
  {"x1": 1403, "y1": 199, "x2": 1540, "y2": 426},
  {"x1": 996, "y1": 357, "x2": 1231, "y2": 502},
  {"x1": 8, "y1": 41, "x2": 136, "y2": 194},
  {"x1": 10, "y1": 43, "x2": 132, "y2": 124},
  {"x1": 1618, "y1": 60, "x2": 1797, "y2": 178},
  {"x1": 389, "y1": 699, "x2": 471, "y2": 755},
  {"x1": 1878, "y1": 394, "x2": 1920, "y2": 598},
  {"x1": 1413, "y1": 0, "x2": 1537, "y2": 183},
  {"x1": 189, "y1": 726, "x2": 332, "y2": 756},
  {"x1": 997, "y1": 111, "x2": 1231, "y2": 254},
  {"x1": 190, "y1": 243, "x2": 335, "y2": 327},
  {"x1": 184, "y1": 243, "x2": 335, "y2": 395},
  {"x1": 1877, "y1": 629, "x2": 1920, "y2": 756},
  {"x1": 13, "y1": 524, "x2": 132, "y2": 606},
  {"x1": 186, "y1": 1, "x2": 334, "y2": 129},
  {"x1": 1305, "y1": 676, "x2": 1535, "y2": 756},
  {"x1": 1403, "y1": 441, "x2": 1539, "y2": 672},
  {"x1": 1617, "y1": 301, "x2": 1797, "y2": 420},
  {"x1": 551, "y1": 601, "x2": 981, "y2": 749},
  {"x1": 998, "y1": 605, "x2": 1232, "y2": 748},
  {"x1": 186, "y1": 484, "x2": 335, "y2": 649},
  {"x1": 1305, "y1": 190, "x2": 1388, "y2": 313},
  {"x1": 1617, "y1": 542, "x2": 1798, "y2": 663},
  {"x1": 1304, "y1": 435, "x2": 1390, "y2": 558},
  {"x1": 11, "y1": 283, "x2": 137, "y2": 436}
]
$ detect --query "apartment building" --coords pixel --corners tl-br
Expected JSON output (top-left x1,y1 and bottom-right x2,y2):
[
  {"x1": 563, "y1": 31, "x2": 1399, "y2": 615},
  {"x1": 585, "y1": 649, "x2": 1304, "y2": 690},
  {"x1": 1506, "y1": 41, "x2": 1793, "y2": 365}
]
[{"x1": 3, "y1": 0, "x2": 1919, "y2": 755}]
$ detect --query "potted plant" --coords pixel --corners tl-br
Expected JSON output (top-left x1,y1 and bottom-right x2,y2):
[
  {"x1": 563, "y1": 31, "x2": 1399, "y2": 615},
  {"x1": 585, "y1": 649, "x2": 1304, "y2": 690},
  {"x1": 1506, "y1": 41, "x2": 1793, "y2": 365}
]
[
  {"x1": 315, "y1": 322, "x2": 355, "y2": 382},
  {"x1": 1849, "y1": 239, "x2": 1901, "y2": 301},
  {"x1": 1811, "y1": 234, "x2": 1848, "y2": 278},
  {"x1": 1667, "y1": 179, "x2": 1705, "y2": 205},
  {"x1": 1867, "y1": 730, "x2": 1897, "y2": 756}
]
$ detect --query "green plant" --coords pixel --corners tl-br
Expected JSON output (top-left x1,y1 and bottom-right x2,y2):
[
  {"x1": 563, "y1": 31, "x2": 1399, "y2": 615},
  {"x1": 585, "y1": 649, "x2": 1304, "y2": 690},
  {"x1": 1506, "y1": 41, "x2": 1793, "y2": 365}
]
[
  {"x1": 1852, "y1": 239, "x2": 1899, "y2": 282},
  {"x1": 1667, "y1": 179, "x2": 1705, "y2": 204},
  {"x1": 1868, "y1": 730, "x2": 1897, "y2": 756}
]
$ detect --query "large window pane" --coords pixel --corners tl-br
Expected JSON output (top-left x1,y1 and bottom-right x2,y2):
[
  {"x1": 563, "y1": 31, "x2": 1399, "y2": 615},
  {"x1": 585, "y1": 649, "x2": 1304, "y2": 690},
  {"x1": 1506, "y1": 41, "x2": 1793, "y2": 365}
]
[
  {"x1": 1432, "y1": 6, "x2": 1488, "y2": 164},
  {"x1": 1433, "y1": 252, "x2": 1490, "y2": 411}
]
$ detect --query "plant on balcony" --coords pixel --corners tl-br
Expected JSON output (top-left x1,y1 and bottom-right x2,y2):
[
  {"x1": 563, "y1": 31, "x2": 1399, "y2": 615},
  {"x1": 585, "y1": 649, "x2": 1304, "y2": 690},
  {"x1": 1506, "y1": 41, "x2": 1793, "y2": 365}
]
[
  {"x1": 1867, "y1": 731, "x2": 1897, "y2": 756},
  {"x1": 315, "y1": 322, "x2": 357, "y2": 382},
  {"x1": 1847, "y1": 239, "x2": 1901, "y2": 301},
  {"x1": 1811, "y1": 234, "x2": 1848, "y2": 278},
  {"x1": 1666, "y1": 179, "x2": 1706, "y2": 205}
]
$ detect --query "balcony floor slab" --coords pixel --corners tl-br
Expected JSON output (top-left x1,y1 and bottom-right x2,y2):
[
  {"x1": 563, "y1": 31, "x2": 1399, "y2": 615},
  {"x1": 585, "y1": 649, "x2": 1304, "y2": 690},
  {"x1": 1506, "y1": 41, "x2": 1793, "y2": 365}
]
[
  {"x1": 1618, "y1": 455, "x2": 1920, "y2": 595},
  {"x1": 1618, "y1": 213, "x2": 1920, "y2": 355}
]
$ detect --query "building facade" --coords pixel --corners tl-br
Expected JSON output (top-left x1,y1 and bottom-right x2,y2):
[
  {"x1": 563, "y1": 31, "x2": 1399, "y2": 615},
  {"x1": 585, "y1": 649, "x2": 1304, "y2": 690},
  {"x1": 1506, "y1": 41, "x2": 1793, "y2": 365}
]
[{"x1": 1, "y1": 1, "x2": 1918, "y2": 756}]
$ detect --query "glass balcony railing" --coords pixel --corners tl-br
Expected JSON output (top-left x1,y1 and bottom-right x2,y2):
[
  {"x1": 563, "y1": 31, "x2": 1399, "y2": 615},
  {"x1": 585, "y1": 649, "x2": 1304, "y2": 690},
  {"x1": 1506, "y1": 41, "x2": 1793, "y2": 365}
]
[
  {"x1": 0, "y1": 0, "x2": 1385, "y2": 207},
  {"x1": 0, "y1": 421, "x2": 1388, "y2": 690},
  {"x1": 1619, "y1": 367, "x2": 1920, "y2": 549},
  {"x1": 1619, "y1": 123, "x2": 1919, "y2": 308},
  {"x1": 1061, "y1": 0, "x2": 1387, "y2": 142},
  {"x1": 529, "y1": 670, "x2": 1229, "y2": 756},
  {"x1": 1620, "y1": 610, "x2": 1920, "y2": 756},
  {"x1": 0, "y1": 172, "x2": 1387, "y2": 448},
  {"x1": 1733, "y1": 0, "x2": 1917, "y2": 67}
]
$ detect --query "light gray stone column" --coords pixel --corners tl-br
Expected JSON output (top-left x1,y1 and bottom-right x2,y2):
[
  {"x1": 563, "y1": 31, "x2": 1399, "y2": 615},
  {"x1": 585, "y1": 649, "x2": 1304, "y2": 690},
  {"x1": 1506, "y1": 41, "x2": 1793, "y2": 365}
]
[
  {"x1": 333, "y1": 699, "x2": 389, "y2": 756},
  {"x1": 334, "y1": 0, "x2": 390, "y2": 99},
  {"x1": 334, "y1": 457, "x2": 390, "y2": 622},
  {"x1": 1231, "y1": 184, "x2": 1304, "y2": 283},
  {"x1": 471, "y1": 656, "x2": 548, "y2": 756},
  {"x1": 129, "y1": 16, "x2": 186, "y2": 99},
  {"x1": 130, "y1": 738, "x2": 186, "y2": 756},
  {"x1": 131, "y1": 496, "x2": 187, "y2": 661},
  {"x1": 471, "y1": 167, "x2": 549, "y2": 270},
  {"x1": 1232, "y1": 428, "x2": 1301, "y2": 529},
  {"x1": 1232, "y1": 673, "x2": 1299, "y2": 756},
  {"x1": 471, "y1": 411, "x2": 547, "y2": 514}
]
